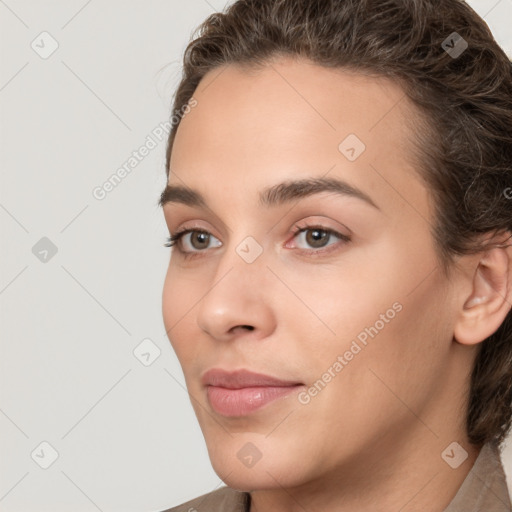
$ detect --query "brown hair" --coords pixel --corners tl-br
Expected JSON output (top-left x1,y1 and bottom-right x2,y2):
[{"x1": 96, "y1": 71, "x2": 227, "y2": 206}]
[{"x1": 164, "y1": 0, "x2": 512, "y2": 447}]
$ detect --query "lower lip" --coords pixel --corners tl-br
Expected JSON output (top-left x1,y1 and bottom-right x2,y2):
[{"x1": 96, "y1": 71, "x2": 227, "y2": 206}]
[{"x1": 207, "y1": 385, "x2": 302, "y2": 417}]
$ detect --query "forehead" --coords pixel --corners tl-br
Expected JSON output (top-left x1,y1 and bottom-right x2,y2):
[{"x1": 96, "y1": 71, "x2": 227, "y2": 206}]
[
  {"x1": 174, "y1": 57, "x2": 413, "y2": 144},
  {"x1": 167, "y1": 57, "x2": 431, "y2": 219}
]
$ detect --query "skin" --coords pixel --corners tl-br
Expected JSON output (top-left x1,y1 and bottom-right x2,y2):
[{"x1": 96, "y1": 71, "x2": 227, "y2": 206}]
[{"x1": 161, "y1": 56, "x2": 512, "y2": 512}]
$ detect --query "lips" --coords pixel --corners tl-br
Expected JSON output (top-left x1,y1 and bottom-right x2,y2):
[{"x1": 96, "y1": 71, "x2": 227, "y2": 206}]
[
  {"x1": 202, "y1": 368, "x2": 302, "y2": 388},
  {"x1": 202, "y1": 368, "x2": 304, "y2": 417}
]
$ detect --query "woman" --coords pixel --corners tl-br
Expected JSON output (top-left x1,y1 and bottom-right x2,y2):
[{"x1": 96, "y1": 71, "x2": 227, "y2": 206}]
[{"x1": 159, "y1": 0, "x2": 512, "y2": 510}]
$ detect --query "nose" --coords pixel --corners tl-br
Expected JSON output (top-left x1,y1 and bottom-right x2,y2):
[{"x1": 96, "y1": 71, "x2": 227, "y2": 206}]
[{"x1": 195, "y1": 250, "x2": 277, "y2": 343}]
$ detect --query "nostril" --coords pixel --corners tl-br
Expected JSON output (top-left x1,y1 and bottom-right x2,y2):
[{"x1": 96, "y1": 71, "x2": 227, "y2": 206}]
[{"x1": 230, "y1": 325, "x2": 255, "y2": 334}]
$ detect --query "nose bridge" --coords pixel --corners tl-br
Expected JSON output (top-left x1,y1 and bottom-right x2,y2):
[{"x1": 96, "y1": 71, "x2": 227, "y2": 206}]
[
  {"x1": 212, "y1": 230, "x2": 270, "y2": 301},
  {"x1": 214, "y1": 211, "x2": 269, "y2": 277}
]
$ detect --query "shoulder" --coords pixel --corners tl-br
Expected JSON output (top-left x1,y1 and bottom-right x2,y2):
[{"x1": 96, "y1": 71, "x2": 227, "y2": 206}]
[{"x1": 160, "y1": 486, "x2": 250, "y2": 512}]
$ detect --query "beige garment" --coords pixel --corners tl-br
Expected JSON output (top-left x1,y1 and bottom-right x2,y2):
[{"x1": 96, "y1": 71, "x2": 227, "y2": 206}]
[
  {"x1": 163, "y1": 442, "x2": 511, "y2": 512},
  {"x1": 444, "y1": 442, "x2": 511, "y2": 512}
]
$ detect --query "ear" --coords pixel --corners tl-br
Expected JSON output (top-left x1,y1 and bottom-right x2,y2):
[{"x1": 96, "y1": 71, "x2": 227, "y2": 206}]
[{"x1": 454, "y1": 232, "x2": 512, "y2": 346}]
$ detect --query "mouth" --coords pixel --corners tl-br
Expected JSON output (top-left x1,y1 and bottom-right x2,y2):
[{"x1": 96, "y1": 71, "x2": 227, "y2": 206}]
[{"x1": 202, "y1": 368, "x2": 305, "y2": 417}]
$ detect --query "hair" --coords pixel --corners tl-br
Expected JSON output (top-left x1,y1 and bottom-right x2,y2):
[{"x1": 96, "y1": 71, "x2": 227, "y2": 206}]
[{"x1": 164, "y1": 0, "x2": 512, "y2": 448}]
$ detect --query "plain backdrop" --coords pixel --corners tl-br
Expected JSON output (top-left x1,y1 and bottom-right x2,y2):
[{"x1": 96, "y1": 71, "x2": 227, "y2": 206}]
[{"x1": 1, "y1": 1, "x2": 511, "y2": 510}]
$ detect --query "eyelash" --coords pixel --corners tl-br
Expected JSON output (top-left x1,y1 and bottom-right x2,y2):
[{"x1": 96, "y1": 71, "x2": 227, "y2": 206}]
[{"x1": 164, "y1": 224, "x2": 351, "y2": 259}]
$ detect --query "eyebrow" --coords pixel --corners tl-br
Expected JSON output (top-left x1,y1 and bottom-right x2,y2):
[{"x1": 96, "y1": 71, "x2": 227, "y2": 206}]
[{"x1": 158, "y1": 176, "x2": 380, "y2": 211}]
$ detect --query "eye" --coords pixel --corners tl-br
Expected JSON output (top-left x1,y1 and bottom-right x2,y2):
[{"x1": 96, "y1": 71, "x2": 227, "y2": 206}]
[
  {"x1": 164, "y1": 229, "x2": 221, "y2": 256},
  {"x1": 288, "y1": 224, "x2": 351, "y2": 254}
]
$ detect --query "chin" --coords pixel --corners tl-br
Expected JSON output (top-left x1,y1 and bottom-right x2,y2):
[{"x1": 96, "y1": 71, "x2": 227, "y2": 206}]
[
  {"x1": 207, "y1": 443, "x2": 308, "y2": 491},
  {"x1": 213, "y1": 461, "x2": 298, "y2": 491}
]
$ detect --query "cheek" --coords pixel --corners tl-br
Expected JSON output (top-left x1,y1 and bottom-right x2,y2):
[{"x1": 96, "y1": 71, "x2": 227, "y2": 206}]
[
  {"x1": 275, "y1": 255, "x2": 401, "y2": 352},
  {"x1": 290, "y1": 246, "x2": 451, "y2": 408},
  {"x1": 332, "y1": 277, "x2": 451, "y2": 418},
  {"x1": 295, "y1": 298, "x2": 446, "y2": 459}
]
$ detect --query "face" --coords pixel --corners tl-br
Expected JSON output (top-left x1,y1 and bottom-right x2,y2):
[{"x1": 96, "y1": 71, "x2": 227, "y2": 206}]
[{"x1": 161, "y1": 57, "x2": 462, "y2": 490}]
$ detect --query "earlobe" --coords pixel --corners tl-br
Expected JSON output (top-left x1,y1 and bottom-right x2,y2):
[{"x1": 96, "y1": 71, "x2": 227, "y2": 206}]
[{"x1": 454, "y1": 236, "x2": 512, "y2": 346}]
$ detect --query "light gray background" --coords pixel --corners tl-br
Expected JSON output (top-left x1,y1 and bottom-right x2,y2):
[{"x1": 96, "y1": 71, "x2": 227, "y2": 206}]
[{"x1": 1, "y1": 1, "x2": 511, "y2": 510}]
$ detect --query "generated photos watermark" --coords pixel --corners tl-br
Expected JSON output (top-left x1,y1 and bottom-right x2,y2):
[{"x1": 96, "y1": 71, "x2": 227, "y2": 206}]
[
  {"x1": 92, "y1": 98, "x2": 197, "y2": 201},
  {"x1": 298, "y1": 301, "x2": 403, "y2": 405}
]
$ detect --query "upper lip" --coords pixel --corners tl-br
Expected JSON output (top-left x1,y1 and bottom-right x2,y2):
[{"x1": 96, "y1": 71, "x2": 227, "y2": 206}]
[{"x1": 202, "y1": 369, "x2": 303, "y2": 389}]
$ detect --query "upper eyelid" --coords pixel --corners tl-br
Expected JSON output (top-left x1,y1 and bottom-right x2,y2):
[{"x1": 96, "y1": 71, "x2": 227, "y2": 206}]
[{"x1": 170, "y1": 214, "x2": 351, "y2": 235}]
